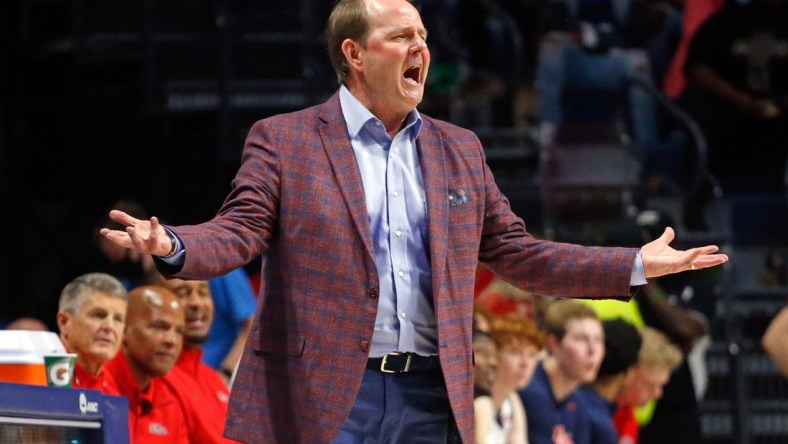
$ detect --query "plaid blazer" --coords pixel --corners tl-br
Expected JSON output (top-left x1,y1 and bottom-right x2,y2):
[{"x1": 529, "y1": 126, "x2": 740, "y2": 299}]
[{"x1": 166, "y1": 92, "x2": 637, "y2": 443}]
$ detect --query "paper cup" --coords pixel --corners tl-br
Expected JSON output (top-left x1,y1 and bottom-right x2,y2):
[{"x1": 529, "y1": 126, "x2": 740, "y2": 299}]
[{"x1": 43, "y1": 353, "x2": 77, "y2": 387}]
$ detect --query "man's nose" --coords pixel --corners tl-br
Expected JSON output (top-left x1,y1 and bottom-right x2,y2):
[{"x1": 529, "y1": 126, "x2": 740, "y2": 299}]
[
  {"x1": 411, "y1": 37, "x2": 427, "y2": 52},
  {"x1": 184, "y1": 292, "x2": 200, "y2": 306}
]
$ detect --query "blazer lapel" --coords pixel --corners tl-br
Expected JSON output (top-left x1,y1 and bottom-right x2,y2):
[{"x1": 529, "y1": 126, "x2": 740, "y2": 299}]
[
  {"x1": 417, "y1": 121, "x2": 449, "y2": 280},
  {"x1": 318, "y1": 94, "x2": 376, "y2": 263}
]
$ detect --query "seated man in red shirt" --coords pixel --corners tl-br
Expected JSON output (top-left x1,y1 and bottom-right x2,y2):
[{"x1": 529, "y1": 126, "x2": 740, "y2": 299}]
[
  {"x1": 56, "y1": 273, "x2": 128, "y2": 391},
  {"x1": 102, "y1": 284, "x2": 189, "y2": 444},
  {"x1": 162, "y1": 277, "x2": 238, "y2": 443}
]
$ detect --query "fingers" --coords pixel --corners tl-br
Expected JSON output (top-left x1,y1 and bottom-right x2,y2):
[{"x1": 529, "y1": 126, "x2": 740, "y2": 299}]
[
  {"x1": 686, "y1": 246, "x2": 728, "y2": 272},
  {"x1": 150, "y1": 216, "x2": 160, "y2": 231},
  {"x1": 687, "y1": 246, "x2": 725, "y2": 263},
  {"x1": 145, "y1": 217, "x2": 164, "y2": 251},
  {"x1": 99, "y1": 228, "x2": 134, "y2": 249},
  {"x1": 124, "y1": 226, "x2": 149, "y2": 253},
  {"x1": 108, "y1": 210, "x2": 140, "y2": 226},
  {"x1": 659, "y1": 226, "x2": 675, "y2": 244},
  {"x1": 691, "y1": 253, "x2": 729, "y2": 269},
  {"x1": 692, "y1": 245, "x2": 720, "y2": 255},
  {"x1": 102, "y1": 212, "x2": 166, "y2": 255}
]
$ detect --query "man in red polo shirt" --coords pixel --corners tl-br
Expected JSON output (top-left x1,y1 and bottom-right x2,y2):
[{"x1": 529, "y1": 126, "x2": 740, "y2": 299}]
[
  {"x1": 103, "y1": 284, "x2": 189, "y2": 443},
  {"x1": 162, "y1": 277, "x2": 238, "y2": 443},
  {"x1": 56, "y1": 273, "x2": 128, "y2": 392}
]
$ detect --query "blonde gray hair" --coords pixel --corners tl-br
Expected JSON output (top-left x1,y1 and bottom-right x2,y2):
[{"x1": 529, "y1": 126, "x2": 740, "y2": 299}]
[{"x1": 59, "y1": 273, "x2": 128, "y2": 313}]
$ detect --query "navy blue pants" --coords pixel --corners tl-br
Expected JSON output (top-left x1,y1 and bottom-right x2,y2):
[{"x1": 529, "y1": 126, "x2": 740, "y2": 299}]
[{"x1": 332, "y1": 368, "x2": 459, "y2": 444}]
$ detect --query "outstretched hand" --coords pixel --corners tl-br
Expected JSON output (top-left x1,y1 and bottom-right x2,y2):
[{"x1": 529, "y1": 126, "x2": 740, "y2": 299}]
[
  {"x1": 99, "y1": 210, "x2": 173, "y2": 257},
  {"x1": 641, "y1": 227, "x2": 728, "y2": 278}
]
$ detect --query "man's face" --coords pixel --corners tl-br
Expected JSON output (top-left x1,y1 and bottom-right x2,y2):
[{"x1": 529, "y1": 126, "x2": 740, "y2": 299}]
[
  {"x1": 496, "y1": 341, "x2": 540, "y2": 390},
  {"x1": 167, "y1": 279, "x2": 214, "y2": 347},
  {"x1": 352, "y1": 0, "x2": 430, "y2": 119},
  {"x1": 617, "y1": 365, "x2": 671, "y2": 407},
  {"x1": 552, "y1": 317, "x2": 605, "y2": 384},
  {"x1": 58, "y1": 292, "x2": 126, "y2": 369},
  {"x1": 473, "y1": 335, "x2": 498, "y2": 392},
  {"x1": 124, "y1": 300, "x2": 184, "y2": 378}
]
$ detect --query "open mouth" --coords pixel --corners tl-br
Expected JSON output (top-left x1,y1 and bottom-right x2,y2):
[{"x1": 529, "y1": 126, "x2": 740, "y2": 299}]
[{"x1": 404, "y1": 65, "x2": 421, "y2": 84}]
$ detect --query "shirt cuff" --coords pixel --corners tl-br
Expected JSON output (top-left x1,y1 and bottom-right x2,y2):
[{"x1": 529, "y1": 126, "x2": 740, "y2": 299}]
[
  {"x1": 630, "y1": 250, "x2": 647, "y2": 286},
  {"x1": 157, "y1": 227, "x2": 186, "y2": 266}
]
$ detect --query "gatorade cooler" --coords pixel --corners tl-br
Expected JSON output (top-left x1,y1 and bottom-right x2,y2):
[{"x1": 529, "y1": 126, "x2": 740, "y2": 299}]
[{"x1": 0, "y1": 331, "x2": 66, "y2": 386}]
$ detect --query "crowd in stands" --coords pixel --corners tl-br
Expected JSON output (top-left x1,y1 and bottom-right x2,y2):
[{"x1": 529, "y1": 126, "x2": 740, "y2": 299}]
[
  {"x1": 4, "y1": 199, "x2": 260, "y2": 443},
  {"x1": 51, "y1": 271, "x2": 248, "y2": 443},
  {"x1": 2, "y1": 261, "x2": 778, "y2": 444},
  {"x1": 437, "y1": 0, "x2": 786, "y2": 231},
  {"x1": 472, "y1": 270, "x2": 687, "y2": 444}
]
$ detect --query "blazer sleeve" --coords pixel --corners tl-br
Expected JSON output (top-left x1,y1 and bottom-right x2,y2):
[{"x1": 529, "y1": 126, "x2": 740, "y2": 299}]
[
  {"x1": 476, "y1": 145, "x2": 637, "y2": 300},
  {"x1": 166, "y1": 118, "x2": 282, "y2": 280}
]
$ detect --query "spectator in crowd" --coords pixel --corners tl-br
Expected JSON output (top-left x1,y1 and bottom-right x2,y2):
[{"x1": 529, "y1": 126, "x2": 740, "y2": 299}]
[
  {"x1": 533, "y1": 0, "x2": 668, "y2": 149},
  {"x1": 474, "y1": 304, "x2": 495, "y2": 335},
  {"x1": 203, "y1": 268, "x2": 256, "y2": 381},
  {"x1": 102, "y1": 285, "x2": 188, "y2": 443},
  {"x1": 613, "y1": 326, "x2": 683, "y2": 443},
  {"x1": 6, "y1": 317, "x2": 49, "y2": 331},
  {"x1": 474, "y1": 331, "x2": 498, "y2": 398},
  {"x1": 519, "y1": 301, "x2": 605, "y2": 444},
  {"x1": 476, "y1": 277, "x2": 539, "y2": 322},
  {"x1": 161, "y1": 278, "x2": 238, "y2": 443},
  {"x1": 577, "y1": 318, "x2": 642, "y2": 444},
  {"x1": 55, "y1": 273, "x2": 128, "y2": 391},
  {"x1": 663, "y1": 0, "x2": 726, "y2": 99},
  {"x1": 475, "y1": 313, "x2": 544, "y2": 444},
  {"x1": 682, "y1": 0, "x2": 788, "y2": 207},
  {"x1": 99, "y1": 0, "x2": 727, "y2": 441},
  {"x1": 762, "y1": 305, "x2": 788, "y2": 377}
]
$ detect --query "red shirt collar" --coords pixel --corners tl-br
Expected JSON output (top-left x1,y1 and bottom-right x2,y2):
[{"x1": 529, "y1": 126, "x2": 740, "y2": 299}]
[
  {"x1": 103, "y1": 351, "x2": 156, "y2": 412},
  {"x1": 176, "y1": 347, "x2": 203, "y2": 378}
]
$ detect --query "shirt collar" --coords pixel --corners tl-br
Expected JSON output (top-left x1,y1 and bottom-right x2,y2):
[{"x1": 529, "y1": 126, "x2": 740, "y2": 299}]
[
  {"x1": 176, "y1": 347, "x2": 203, "y2": 377},
  {"x1": 73, "y1": 361, "x2": 99, "y2": 388},
  {"x1": 338, "y1": 84, "x2": 422, "y2": 140}
]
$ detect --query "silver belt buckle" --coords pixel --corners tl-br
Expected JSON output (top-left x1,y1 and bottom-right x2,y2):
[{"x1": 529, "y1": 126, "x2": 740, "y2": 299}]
[{"x1": 380, "y1": 352, "x2": 412, "y2": 373}]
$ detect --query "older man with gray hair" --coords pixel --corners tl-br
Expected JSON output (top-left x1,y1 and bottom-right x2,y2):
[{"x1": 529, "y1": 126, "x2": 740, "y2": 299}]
[{"x1": 56, "y1": 272, "x2": 128, "y2": 391}]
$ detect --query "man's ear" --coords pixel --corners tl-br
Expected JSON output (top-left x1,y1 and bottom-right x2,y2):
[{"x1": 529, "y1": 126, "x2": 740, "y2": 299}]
[
  {"x1": 341, "y1": 39, "x2": 363, "y2": 71},
  {"x1": 545, "y1": 335, "x2": 559, "y2": 355},
  {"x1": 56, "y1": 311, "x2": 70, "y2": 339},
  {"x1": 120, "y1": 325, "x2": 131, "y2": 347}
]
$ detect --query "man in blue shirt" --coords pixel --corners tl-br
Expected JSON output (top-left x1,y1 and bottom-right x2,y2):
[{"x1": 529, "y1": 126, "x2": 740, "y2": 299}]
[
  {"x1": 204, "y1": 268, "x2": 256, "y2": 381},
  {"x1": 577, "y1": 319, "x2": 642, "y2": 444},
  {"x1": 520, "y1": 301, "x2": 604, "y2": 444}
]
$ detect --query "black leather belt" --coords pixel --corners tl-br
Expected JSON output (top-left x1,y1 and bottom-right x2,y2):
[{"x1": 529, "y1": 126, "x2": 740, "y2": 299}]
[{"x1": 366, "y1": 352, "x2": 440, "y2": 374}]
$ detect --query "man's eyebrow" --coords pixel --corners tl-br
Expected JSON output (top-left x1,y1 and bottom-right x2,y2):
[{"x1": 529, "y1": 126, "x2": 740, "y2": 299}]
[{"x1": 390, "y1": 25, "x2": 428, "y2": 37}]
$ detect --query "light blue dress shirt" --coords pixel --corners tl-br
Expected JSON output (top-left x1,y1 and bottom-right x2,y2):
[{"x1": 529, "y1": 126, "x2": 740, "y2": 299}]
[{"x1": 339, "y1": 85, "x2": 438, "y2": 357}]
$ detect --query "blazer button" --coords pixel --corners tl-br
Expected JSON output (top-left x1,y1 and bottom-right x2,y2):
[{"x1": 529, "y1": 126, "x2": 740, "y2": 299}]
[
  {"x1": 368, "y1": 287, "x2": 378, "y2": 299},
  {"x1": 359, "y1": 341, "x2": 370, "y2": 352}
]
